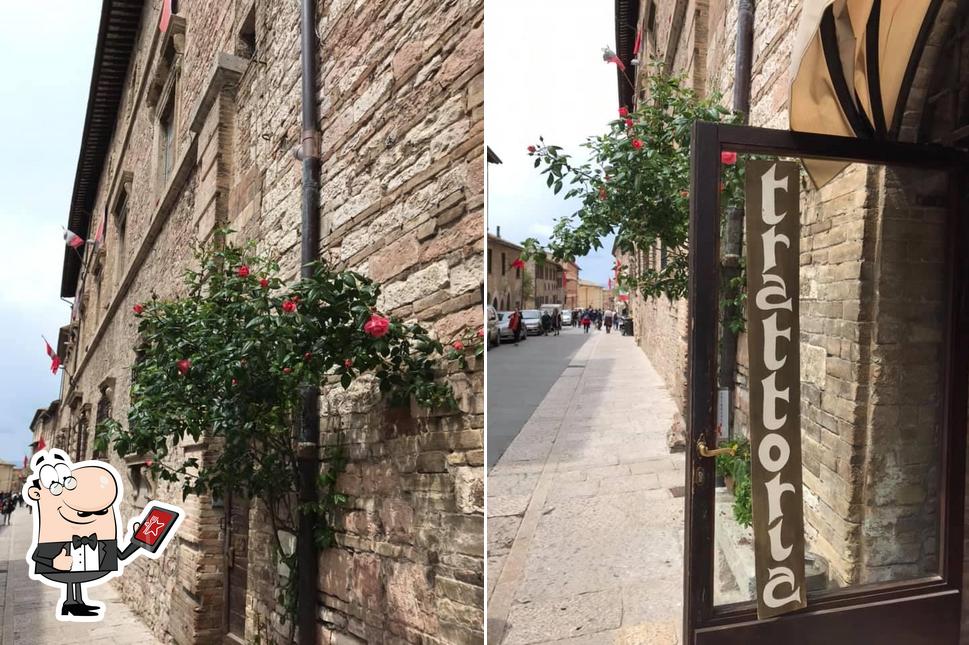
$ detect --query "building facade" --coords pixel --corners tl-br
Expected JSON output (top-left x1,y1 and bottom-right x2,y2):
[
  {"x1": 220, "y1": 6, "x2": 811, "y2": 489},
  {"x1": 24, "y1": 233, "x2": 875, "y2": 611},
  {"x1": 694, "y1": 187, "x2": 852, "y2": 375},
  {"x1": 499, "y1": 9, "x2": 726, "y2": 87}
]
[
  {"x1": 616, "y1": 0, "x2": 969, "y2": 628},
  {"x1": 576, "y1": 280, "x2": 605, "y2": 310},
  {"x1": 487, "y1": 233, "x2": 524, "y2": 311},
  {"x1": 40, "y1": 1, "x2": 484, "y2": 643},
  {"x1": 530, "y1": 260, "x2": 565, "y2": 307},
  {"x1": 561, "y1": 260, "x2": 580, "y2": 309}
]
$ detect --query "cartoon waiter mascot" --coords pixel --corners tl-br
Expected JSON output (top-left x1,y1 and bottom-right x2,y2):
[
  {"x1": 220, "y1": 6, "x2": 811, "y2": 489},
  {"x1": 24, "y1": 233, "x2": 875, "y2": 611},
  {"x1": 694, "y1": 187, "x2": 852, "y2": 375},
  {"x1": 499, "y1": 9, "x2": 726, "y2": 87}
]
[{"x1": 23, "y1": 449, "x2": 182, "y2": 621}]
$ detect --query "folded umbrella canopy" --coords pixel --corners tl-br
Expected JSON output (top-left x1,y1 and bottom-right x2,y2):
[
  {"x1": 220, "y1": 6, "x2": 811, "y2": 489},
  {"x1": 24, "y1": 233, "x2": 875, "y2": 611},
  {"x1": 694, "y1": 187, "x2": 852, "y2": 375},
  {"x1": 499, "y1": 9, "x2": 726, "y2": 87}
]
[{"x1": 790, "y1": 0, "x2": 942, "y2": 187}]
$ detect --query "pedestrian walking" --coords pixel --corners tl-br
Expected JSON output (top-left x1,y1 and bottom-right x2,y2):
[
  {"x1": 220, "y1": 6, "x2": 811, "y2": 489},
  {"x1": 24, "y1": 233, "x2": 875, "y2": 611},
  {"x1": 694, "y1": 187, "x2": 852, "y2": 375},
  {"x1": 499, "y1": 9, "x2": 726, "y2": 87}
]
[
  {"x1": 604, "y1": 310, "x2": 613, "y2": 334},
  {"x1": 581, "y1": 312, "x2": 591, "y2": 333},
  {"x1": 2, "y1": 495, "x2": 13, "y2": 525},
  {"x1": 553, "y1": 310, "x2": 561, "y2": 336},
  {"x1": 540, "y1": 310, "x2": 552, "y2": 336},
  {"x1": 510, "y1": 308, "x2": 523, "y2": 345}
]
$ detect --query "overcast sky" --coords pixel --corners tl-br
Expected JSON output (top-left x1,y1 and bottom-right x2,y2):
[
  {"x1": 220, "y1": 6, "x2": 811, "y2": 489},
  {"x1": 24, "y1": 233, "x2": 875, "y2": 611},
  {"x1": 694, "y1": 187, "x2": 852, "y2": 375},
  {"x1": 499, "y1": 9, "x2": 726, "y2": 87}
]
[
  {"x1": 0, "y1": 3, "x2": 100, "y2": 465},
  {"x1": 485, "y1": 0, "x2": 618, "y2": 287}
]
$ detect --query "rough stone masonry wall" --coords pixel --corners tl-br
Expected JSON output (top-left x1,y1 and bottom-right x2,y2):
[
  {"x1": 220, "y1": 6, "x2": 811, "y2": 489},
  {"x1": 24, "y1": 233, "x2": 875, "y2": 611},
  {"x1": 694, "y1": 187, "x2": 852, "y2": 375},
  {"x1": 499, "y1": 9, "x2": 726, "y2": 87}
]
[
  {"x1": 50, "y1": 0, "x2": 483, "y2": 642},
  {"x1": 225, "y1": 1, "x2": 485, "y2": 643}
]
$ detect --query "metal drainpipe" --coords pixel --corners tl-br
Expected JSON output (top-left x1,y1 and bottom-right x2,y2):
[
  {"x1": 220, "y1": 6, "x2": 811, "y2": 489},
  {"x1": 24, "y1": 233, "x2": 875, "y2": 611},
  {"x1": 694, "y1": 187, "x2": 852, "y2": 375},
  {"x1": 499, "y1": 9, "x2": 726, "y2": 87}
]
[
  {"x1": 717, "y1": 0, "x2": 754, "y2": 433},
  {"x1": 297, "y1": 0, "x2": 321, "y2": 642}
]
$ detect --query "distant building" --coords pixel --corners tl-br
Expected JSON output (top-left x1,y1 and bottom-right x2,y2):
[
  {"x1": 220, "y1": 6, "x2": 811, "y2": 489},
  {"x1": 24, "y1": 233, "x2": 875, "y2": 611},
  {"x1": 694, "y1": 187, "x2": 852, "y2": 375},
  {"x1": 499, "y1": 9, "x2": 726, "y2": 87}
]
[
  {"x1": 488, "y1": 233, "x2": 525, "y2": 310},
  {"x1": 577, "y1": 280, "x2": 605, "y2": 310},
  {"x1": 0, "y1": 462, "x2": 15, "y2": 494},
  {"x1": 561, "y1": 260, "x2": 580, "y2": 309},
  {"x1": 531, "y1": 259, "x2": 566, "y2": 307}
]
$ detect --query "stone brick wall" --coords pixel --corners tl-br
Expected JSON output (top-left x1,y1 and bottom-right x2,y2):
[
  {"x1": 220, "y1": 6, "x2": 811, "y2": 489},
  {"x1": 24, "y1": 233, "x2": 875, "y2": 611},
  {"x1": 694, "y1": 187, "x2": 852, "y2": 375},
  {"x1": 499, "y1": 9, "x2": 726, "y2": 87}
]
[{"x1": 48, "y1": 0, "x2": 483, "y2": 643}]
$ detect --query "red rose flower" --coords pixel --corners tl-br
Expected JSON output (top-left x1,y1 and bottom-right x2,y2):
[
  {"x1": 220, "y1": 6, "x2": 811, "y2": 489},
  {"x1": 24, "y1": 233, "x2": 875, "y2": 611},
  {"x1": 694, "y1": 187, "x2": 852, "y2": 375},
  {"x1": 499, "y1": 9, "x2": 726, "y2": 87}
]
[
  {"x1": 283, "y1": 367, "x2": 292, "y2": 374},
  {"x1": 477, "y1": 328, "x2": 484, "y2": 338},
  {"x1": 133, "y1": 304, "x2": 144, "y2": 315},
  {"x1": 145, "y1": 459, "x2": 153, "y2": 468},
  {"x1": 282, "y1": 299, "x2": 297, "y2": 313},
  {"x1": 363, "y1": 314, "x2": 390, "y2": 338},
  {"x1": 721, "y1": 151, "x2": 738, "y2": 165},
  {"x1": 625, "y1": 119, "x2": 634, "y2": 129},
  {"x1": 344, "y1": 359, "x2": 353, "y2": 369},
  {"x1": 680, "y1": 190, "x2": 690, "y2": 198},
  {"x1": 237, "y1": 265, "x2": 250, "y2": 278},
  {"x1": 231, "y1": 378, "x2": 238, "y2": 386},
  {"x1": 259, "y1": 278, "x2": 269, "y2": 288},
  {"x1": 527, "y1": 145, "x2": 536, "y2": 153},
  {"x1": 619, "y1": 107, "x2": 629, "y2": 117},
  {"x1": 510, "y1": 258, "x2": 526, "y2": 270},
  {"x1": 177, "y1": 359, "x2": 191, "y2": 375},
  {"x1": 452, "y1": 341, "x2": 464, "y2": 351},
  {"x1": 304, "y1": 352, "x2": 313, "y2": 362},
  {"x1": 631, "y1": 138, "x2": 643, "y2": 150}
]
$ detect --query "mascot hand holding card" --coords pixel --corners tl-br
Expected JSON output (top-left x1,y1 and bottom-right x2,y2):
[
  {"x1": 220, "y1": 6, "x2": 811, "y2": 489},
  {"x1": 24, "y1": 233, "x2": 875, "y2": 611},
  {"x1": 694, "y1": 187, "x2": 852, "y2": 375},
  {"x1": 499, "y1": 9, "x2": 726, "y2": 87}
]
[{"x1": 23, "y1": 449, "x2": 183, "y2": 621}]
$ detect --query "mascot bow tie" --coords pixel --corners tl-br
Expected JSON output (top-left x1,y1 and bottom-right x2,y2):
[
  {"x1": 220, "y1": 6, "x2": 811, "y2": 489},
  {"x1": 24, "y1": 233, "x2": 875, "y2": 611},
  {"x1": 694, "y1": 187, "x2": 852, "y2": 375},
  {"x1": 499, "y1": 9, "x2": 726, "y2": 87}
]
[{"x1": 72, "y1": 534, "x2": 98, "y2": 549}]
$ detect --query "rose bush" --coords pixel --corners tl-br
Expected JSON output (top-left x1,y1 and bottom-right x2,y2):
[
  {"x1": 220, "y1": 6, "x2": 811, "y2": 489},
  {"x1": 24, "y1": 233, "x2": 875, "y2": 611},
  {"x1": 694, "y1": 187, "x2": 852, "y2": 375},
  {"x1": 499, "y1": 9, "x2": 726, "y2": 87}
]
[
  {"x1": 521, "y1": 62, "x2": 744, "y2": 301},
  {"x1": 95, "y1": 236, "x2": 482, "y2": 627}
]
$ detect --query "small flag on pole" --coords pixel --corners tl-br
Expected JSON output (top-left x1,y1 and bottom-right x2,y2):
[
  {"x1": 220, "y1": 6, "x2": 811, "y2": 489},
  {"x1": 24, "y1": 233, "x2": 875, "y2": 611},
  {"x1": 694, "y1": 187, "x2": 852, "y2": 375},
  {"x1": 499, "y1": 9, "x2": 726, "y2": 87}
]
[
  {"x1": 160, "y1": 0, "x2": 179, "y2": 33},
  {"x1": 37, "y1": 437, "x2": 46, "y2": 452},
  {"x1": 633, "y1": 29, "x2": 642, "y2": 57},
  {"x1": 93, "y1": 214, "x2": 106, "y2": 245},
  {"x1": 43, "y1": 337, "x2": 61, "y2": 374},
  {"x1": 63, "y1": 228, "x2": 85, "y2": 249},
  {"x1": 602, "y1": 46, "x2": 625, "y2": 72}
]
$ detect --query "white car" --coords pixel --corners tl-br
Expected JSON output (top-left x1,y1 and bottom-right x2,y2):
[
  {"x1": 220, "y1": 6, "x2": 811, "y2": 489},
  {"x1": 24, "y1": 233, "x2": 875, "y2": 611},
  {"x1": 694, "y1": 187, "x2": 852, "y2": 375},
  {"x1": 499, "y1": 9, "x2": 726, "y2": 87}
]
[
  {"x1": 521, "y1": 309, "x2": 543, "y2": 335},
  {"x1": 561, "y1": 310, "x2": 572, "y2": 326}
]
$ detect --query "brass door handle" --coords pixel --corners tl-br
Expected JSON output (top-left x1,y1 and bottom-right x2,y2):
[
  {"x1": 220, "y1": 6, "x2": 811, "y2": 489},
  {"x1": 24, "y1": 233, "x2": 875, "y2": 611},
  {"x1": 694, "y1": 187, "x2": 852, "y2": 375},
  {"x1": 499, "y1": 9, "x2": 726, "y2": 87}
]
[{"x1": 696, "y1": 437, "x2": 736, "y2": 459}]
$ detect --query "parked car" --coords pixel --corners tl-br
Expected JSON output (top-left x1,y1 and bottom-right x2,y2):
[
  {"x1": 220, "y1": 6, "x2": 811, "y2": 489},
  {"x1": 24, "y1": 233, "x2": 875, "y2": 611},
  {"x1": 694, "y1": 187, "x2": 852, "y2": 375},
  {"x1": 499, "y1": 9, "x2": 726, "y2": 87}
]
[
  {"x1": 487, "y1": 306, "x2": 500, "y2": 347},
  {"x1": 521, "y1": 309, "x2": 543, "y2": 335},
  {"x1": 561, "y1": 310, "x2": 572, "y2": 326},
  {"x1": 496, "y1": 311, "x2": 521, "y2": 342}
]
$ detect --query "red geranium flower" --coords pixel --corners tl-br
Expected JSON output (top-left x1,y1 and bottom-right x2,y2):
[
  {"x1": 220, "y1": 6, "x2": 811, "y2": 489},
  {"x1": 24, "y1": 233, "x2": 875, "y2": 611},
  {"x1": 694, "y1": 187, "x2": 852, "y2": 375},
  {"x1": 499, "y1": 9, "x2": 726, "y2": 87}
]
[
  {"x1": 625, "y1": 119, "x2": 634, "y2": 128},
  {"x1": 631, "y1": 138, "x2": 643, "y2": 150},
  {"x1": 619, "y1": 107, "x2": 629, "y2": 117},
  {"x1": 527, "y1": 145, "x2": 536, "y2": 153},
  {"x1": 177, "y1": 359, "x2": 191, "y2": 375},
  {"x1": 344, "y1": 359, "x2": 353, "y2": 369},
  {"x1": 452, "y1": 341, "x2": 464, "y2": 351},
  {"x1": 237, "y1": 265, "x2": 250, "y2": 278},
  {"x1": 364, "y1": 314, "x2": 390, "y2": 338},
  {"x1": 282, "y1": 299, "x2": 297, "y2": 313},
  {"x1": 721, "y1": 151, "x2": 738, "y2": 165},
  {"x1": 259, "y1": 278, "x2": 269, "y2": 288},
  {"x1": 133, "y1": 304, "x2": 144, "y2": 315},
  {"x1": 510, "y1": 258, "x2": 525, "y2": 270}
]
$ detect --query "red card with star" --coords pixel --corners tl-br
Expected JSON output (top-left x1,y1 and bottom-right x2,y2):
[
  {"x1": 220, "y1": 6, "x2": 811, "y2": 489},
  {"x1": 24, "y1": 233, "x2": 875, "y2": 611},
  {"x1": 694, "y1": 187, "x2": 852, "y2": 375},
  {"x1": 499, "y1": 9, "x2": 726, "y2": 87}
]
[{"x1": 132, "y1": 505, "x2": 180, "y2": 553}]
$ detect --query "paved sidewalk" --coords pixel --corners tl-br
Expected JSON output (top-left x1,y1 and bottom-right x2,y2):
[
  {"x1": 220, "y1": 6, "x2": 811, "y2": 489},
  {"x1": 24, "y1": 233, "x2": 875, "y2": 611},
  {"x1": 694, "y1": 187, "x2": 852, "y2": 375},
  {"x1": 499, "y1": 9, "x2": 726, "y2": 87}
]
[
  {"x1": 487, "y1": 331, "x2": 685, "y2": 645},
  {"x1": 0, "y1": 507, "x2": 160, "y2": 645}
]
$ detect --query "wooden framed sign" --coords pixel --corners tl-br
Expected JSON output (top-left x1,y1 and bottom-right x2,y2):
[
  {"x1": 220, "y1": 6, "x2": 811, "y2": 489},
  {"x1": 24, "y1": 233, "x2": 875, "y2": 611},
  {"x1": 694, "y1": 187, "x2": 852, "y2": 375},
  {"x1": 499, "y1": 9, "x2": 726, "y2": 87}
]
[{"x1": 744, "y1": 159, "x2": 807, "y2": 619}]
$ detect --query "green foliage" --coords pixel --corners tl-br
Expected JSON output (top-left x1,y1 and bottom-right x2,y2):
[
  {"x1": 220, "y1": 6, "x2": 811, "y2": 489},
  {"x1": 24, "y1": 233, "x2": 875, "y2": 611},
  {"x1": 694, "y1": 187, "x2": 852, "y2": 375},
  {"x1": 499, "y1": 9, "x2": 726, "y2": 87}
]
[
  {"x1": 95, "y1": 237, "x2": 480, "y2": 632},
  {"x1": 721, "y1": 258, "x2": 747, "y2": 334},
  {"x1": 732, "y1": 470, "x2": 753, "y2": 529},
  {"x1": 715, "y1": 435, "x2": 752, "y2": 528},
  {"x1": 523, "y1": 61, "x2": 744, "y2": 301}
]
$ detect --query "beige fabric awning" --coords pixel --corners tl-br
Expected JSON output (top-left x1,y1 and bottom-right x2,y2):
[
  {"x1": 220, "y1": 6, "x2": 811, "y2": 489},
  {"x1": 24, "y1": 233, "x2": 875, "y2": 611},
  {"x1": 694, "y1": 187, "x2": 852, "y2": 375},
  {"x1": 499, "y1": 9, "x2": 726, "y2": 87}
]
[{"x1": 789, "y1": 0, "x2": 940, "y2": 187}]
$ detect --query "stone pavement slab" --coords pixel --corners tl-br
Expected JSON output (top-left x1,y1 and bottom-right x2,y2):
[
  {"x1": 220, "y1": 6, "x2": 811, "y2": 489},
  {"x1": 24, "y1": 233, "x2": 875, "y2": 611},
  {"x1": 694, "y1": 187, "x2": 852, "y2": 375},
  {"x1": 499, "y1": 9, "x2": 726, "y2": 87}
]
[
  {"x1": 0, "y1": 507, "x2": 161, "y2": 645},
  {"x1": 488, "y1": 331, "x2": 684, "y2": 645}
]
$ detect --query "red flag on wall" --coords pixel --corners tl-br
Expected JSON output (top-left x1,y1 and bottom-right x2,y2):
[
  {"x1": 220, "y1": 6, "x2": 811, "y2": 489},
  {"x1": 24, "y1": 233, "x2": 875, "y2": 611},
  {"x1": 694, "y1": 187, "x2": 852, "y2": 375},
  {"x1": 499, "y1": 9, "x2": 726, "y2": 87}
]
[
  {"x1": 93, "y1": 214, "x2": 106, "y2": 245},
  {"x1": 43, "y1": 338, "x2": 60, "y2": 374},
  {"x1": 602, "y1": 47, "x2": 625, "y2": 72},
  {"x1": 63, "y1": 228, "x2": 84, "y2": 249},
  {"x1": 160, "y1": 0, "x2": 179, "y2": 33},
  {"x1": 37, "y1": 437, "x2": 46, "y2": 452}
]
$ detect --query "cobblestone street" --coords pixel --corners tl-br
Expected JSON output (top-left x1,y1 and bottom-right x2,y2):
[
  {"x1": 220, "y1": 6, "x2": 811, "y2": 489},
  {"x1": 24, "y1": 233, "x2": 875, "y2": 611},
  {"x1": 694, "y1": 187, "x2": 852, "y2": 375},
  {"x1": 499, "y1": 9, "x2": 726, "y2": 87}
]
[
  {"x1": 487, "y1": 330, "x2": 685, "y2": 644},
  {"x1": 0, "y1": 507, "x2": 159, "y2": 645}
]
